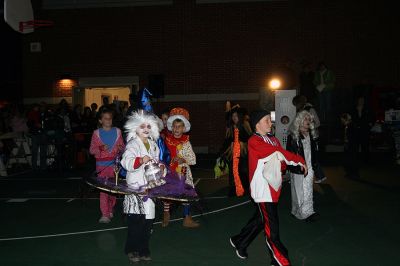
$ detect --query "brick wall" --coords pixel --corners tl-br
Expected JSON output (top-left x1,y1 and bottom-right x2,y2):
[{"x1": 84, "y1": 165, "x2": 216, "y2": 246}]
[{"x1": 22, "y1": 1, "x2": 400, "y2": 152}]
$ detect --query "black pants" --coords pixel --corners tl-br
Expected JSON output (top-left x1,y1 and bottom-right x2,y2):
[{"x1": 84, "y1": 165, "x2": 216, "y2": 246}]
[
  {"x1": 231, "y1": 202, "x2": 290, "y2": 266},
  {"x1": 344, "y1": 143, "x2": 359, "y2": 177},
  {"x1": 125, "y1": 214, "x2": 153, "y2": 256},
  {"x1": 354, "y1": 128, "x2": 370, "y2": 162},
  {"x1": 31, "y1": 133, "x2": 47, "y2": 170},
  {"x1": 314, "y1": 162, "x2": 326, "y2": 181}
]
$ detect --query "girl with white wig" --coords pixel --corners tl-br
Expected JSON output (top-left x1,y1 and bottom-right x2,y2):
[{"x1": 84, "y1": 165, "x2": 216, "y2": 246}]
[
  {"x1": 286, "y1": 110, "x2": 321, "y2": 221},
  {"x1": 121, "y1": 109, "x2": 163, "y2": 263}
]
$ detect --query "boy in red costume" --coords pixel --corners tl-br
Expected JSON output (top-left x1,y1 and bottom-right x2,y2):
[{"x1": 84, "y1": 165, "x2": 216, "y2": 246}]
[
  {"x1": 229, "y1": 110, "x2": 306, "y2": 266},
  {"x1": 163, "y1": 107, "x2": 199, "y2": 228}
]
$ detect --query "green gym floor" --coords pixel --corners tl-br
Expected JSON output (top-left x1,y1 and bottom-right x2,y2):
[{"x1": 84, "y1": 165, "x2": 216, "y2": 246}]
[{"x1": 1, "y1": 154, "x2": 399, "y2": 266}]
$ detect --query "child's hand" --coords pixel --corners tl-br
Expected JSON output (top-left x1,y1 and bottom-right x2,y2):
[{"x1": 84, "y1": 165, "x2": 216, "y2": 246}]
[
  {"x1": 159, "y1": 164, "x2": 166, "y2": 174},
  {"x1": 301, "y1": 164, "x2": 308, "y2": 177},
  {"x1": 142, "y1": 155, "x2": 151, "y2": 164}
]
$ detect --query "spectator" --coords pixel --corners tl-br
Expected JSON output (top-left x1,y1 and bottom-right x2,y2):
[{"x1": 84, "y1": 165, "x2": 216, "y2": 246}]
[
  {"x1": 126, "y1": 93, "x2": 138, "y2": 117},
  {"x1": 70, "y1": 104, "x2": 83, "y2": 133},
  {"x1": 10, "y1": 105, "x2": 28, "y2": 134},
  {"x1": 90, "y1": 102, "x2": 98, "y2": 119},
  {"x1": 313, "y1": 62, "x2": 335, "y2": 123},
  {"x1": 299, "y1": 62, "x2": 316, "y2": 104},
  {"x1": 27, "y1": 103, "x2": 47, "y2": 171},
  {"x1": 351, "y1": 96, "x2": 374, "y2": 163},
  {"x1": 340, "y1": 113, "x2": 359, "y2": 179}
]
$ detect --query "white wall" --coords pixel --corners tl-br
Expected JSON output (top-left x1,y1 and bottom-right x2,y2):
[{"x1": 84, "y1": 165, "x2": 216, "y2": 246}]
[{"x1": 84, "y1": 87, "x2": 130, "y2": 107}]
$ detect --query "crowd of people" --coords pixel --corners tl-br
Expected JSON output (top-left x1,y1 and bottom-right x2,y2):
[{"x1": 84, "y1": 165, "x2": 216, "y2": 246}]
[{"x1": 0, "y1": 95, "x2": 136, "y2": 175}]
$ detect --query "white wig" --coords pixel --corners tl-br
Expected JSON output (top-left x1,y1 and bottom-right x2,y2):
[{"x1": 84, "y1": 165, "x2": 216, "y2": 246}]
[
  {"x1": 124, "y1": 109, "x2": 160, "y2": 141},
  {"x1": 289, "y1": 110, "x2": 318, "y2": 141}
]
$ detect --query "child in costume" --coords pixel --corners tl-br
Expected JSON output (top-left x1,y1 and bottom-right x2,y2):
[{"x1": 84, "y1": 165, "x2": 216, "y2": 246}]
[
  {"x1": 162, "y1": 107, "x2": 199, "y2": 228},
  {"x1": 229, "y1": 110, "x2": 306, "y2": 266},
  {"x1": 89, "y1": 108, "x2": 125, "y2": 223},
  {"x1": 221, "y1": 104, "x2": 252, "y2": 197},
  {"x1": 286, "y1": 110, "x2": 320, "y2": 221},
  {"x1": 292, "y1": 95, "x2": 326, "y2": 183},
  {"x1": 121, "y1": 110, "x2": 163, "y2": 263}
]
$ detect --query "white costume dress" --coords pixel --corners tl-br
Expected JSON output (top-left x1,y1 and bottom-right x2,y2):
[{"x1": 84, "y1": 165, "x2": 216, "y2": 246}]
[
  {"x1": 121, "y1": 136, "x2": 159, "y2": 219},
  {"x1": 290, "y1": 134, "x2": 315, "y2": 219}
]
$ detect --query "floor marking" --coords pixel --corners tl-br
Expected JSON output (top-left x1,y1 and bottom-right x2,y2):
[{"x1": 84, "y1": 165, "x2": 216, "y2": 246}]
[
  {"x1": 196, "y1": 177, "x2": 228, "y2": 180},
  {"x1": 7, "y1": 199, "x2": 29, "y2": 203},
  {"x1": 0, "y1": 177, "x2": 83, "y2": 181},
  {"x1": 28, "y1": 190, "x2": 57, "y2": 195},
  {"x1": 0, "y1": 200, "x2": 250, "y2": 241},
  {"x1": 2, "y1": 196, "x2": 229, "y2": 201},
  {"x1": 201, "y1": 196, "x2": 228, "y2": 199},
  {"x1": 194, "y1": 178, "x2": 201, "y2": 186},
  {"x1": 2, "y1": 197, "x2": 99, "y2": 200},
  {"x1": 1, "y1": 170, "x2": 32, "y2": 177}
]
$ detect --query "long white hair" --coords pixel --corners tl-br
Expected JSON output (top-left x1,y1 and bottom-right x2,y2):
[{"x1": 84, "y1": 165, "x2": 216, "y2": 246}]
[
  {"x1": 289, "y1": 110, "x2": 318, "y2": 140},
  {"x1": 124, "y1": 109, "x2": 160, "y2": 141}
]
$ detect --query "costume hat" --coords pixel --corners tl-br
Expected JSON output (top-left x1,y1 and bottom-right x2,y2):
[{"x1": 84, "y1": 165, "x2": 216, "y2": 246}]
[{"x1": 167, "y1": 107, "x2": 191, "y2": 132}]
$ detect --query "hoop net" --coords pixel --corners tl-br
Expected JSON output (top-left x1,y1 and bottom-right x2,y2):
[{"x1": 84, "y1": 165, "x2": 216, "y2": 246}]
[{"x1": 19, "y1": 20, "x2": 54, "y2": 33}]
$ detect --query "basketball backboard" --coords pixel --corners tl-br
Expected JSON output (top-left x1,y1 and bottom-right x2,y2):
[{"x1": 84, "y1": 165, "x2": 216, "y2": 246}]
[{"x1": 4, "y1": 0, "x2": 53, "y2": 33}]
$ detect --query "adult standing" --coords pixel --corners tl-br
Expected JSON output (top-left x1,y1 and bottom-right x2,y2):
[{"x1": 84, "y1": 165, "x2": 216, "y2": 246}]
[
  {"x1": 313, "y1": 62, "x2": 335, "y2": 124},
  {"x1": 27, "y1": 103, "x2": 47, "y2": 171},
  {"x1": 299, "y1": 62, "x2": 316, "y2": 104},
  {"x1": 351, "y1": 96, "x2": 373, "y2": 163},
  {"x1": 126, "y1": 93, "x2": 138, "y2": 117}
]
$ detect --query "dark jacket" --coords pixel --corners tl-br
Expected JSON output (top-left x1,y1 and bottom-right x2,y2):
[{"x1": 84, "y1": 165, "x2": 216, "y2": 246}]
[{"x1": 286, "y1": 133, "x2": 320, "y2": 175}]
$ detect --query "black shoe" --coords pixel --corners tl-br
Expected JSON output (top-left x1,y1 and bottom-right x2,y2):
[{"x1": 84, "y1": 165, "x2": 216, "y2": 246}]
[
  {"x1": 229, "y1": 238, "x2": 248, "y2": 259},
  {"x1": 314, "y1": 176, "x2": 327, "y2": 183},
  {"x1": 305, "y1": 212, "x2": 320, "y2": 222},
  {"x1": 236, "y1": 249, "x2": 248, "y2": 260},
  {"x1": 271, "y1": 261, "x2": 279, "y2": 266}
]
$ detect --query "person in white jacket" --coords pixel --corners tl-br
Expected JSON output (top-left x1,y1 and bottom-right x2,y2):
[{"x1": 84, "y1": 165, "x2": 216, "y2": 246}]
[{"x1": 121, "y1": 110, "x2": 163, "y2": 263}]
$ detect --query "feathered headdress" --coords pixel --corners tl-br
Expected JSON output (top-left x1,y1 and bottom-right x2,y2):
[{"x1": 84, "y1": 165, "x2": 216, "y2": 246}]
[{"x1": 125, "y1": 109, "x2": 160, "y2": 141}]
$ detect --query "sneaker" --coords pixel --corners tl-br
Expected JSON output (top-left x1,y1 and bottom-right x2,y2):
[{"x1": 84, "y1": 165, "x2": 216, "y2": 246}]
[
  {"x1": 98, "y1": 216, "x2": 111, "y2": 223},
  {"x1": 109, "y1": 213, "x2": 114, "y2": 218},
  {"x1": 229, "y1": 238, "x2": 236, "y2": 248},
  {"x1": 139, "y1": 256, "x2": 152, "y2": 261},
  {"x1": 236, "y1": 249, "x2": 248, "y2": 259},
  {"x1": 229, "y1": 238, "x2": 248, "y2": 259},
  {"x1": 127, "y1": 253, "x2": 140, "y2": 263},
  {"x1": 314, "y1": 177, "x2": 327, "y2": 183}
]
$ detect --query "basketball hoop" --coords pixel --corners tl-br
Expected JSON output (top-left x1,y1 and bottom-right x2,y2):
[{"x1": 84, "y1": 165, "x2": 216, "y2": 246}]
[
  {"x1": 19, "y1": 20, "x2": 54, "y2": 33},
  {"x1": 4, "y1": 0, "x2": 54, "y2": 34}
]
